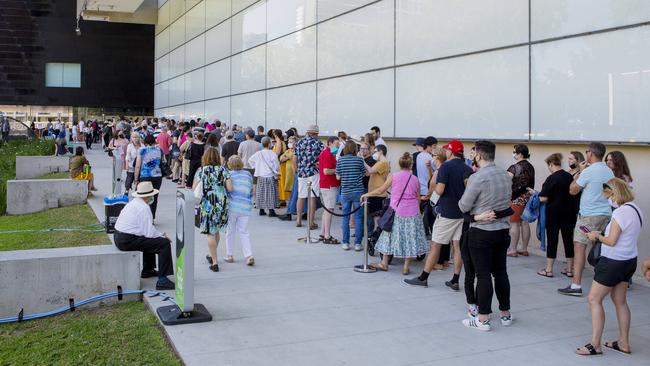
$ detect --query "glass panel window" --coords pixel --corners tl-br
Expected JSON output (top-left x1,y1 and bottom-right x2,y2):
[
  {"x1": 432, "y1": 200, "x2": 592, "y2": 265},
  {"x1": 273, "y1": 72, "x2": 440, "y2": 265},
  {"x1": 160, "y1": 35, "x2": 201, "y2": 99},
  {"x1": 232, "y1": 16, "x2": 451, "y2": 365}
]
[{"x1": 46, "y1": 63, "x2": 80, "y2": 88}]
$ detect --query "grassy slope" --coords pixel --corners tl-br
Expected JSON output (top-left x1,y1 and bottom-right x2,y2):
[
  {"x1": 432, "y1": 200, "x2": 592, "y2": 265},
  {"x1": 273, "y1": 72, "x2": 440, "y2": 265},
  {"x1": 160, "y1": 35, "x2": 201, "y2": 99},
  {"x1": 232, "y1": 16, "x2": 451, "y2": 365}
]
[
  {"x1": 0, "y1": 301, "x2": 181, "y2": 366},
  {"x1": 0, "y1": 204, "x2": 110, "y2": 251}
]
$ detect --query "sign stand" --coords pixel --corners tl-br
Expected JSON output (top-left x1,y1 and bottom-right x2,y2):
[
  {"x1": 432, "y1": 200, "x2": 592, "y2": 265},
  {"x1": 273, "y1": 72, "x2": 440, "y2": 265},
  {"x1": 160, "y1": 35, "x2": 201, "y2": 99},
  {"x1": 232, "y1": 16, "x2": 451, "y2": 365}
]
[
  {"x1": 157, "y1": 189, "x2": 212, "y2": 325},
  {"x1": 297, "y1": 181, "x2": 319, "y2": 243}
]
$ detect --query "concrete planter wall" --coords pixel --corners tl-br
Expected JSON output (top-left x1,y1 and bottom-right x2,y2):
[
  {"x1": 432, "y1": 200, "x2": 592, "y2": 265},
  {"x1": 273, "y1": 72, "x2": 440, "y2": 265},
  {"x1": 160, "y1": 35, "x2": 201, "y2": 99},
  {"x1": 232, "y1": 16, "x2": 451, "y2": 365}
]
[
  {"x1": 0, "y1": 245, "x2": 141, "y2": 318},
  {"x1": 15, "y1": 156, "x2": 69, "y2": 179},
  {"x1": 6, "y1": 179, "x2": 87, "y2": 215}
]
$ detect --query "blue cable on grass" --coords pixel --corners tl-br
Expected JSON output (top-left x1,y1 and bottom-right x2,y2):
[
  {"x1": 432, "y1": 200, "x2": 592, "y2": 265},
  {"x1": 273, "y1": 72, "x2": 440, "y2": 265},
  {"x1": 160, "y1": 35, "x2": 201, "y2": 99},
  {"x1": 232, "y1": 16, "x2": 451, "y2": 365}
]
[{"x1": 0, "y1": 289, "x2": 176, "y2": 324}]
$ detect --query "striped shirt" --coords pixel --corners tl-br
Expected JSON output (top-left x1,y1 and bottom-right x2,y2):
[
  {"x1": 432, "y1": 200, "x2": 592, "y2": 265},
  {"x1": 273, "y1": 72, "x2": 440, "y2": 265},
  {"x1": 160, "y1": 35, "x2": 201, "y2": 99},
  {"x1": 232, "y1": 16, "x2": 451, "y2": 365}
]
[
  {"x1": 228, "y1": 170, "x2": 253, "y2": 215},
  {"x1": 335, "y1": 155, "x2": 366, "y2": 195}
]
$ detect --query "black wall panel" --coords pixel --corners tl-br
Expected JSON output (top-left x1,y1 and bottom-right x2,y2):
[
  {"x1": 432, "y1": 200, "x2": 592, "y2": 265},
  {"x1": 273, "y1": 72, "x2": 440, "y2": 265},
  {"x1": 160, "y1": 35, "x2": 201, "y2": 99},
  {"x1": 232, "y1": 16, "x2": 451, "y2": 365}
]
[{"x1": 0, "y1": 0, "x2": 154, "y2": 112}]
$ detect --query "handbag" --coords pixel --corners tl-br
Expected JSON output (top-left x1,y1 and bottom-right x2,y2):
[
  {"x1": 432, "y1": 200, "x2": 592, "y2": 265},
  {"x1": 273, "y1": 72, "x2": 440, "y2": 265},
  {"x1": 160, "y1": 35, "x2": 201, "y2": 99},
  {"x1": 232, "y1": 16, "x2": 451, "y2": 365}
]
[
  {"x1": 378, "y1": 174, "x2": 412, "y2": 232},
  {"x1": 159, "y1": 148, "x2": 172, "y2": 177},
  {"x1": 193, "y1": 168, "x2": 210, "y2": 228},
  {"x1": 588, "y1": 203, "x2": 643, "y2": 266}
]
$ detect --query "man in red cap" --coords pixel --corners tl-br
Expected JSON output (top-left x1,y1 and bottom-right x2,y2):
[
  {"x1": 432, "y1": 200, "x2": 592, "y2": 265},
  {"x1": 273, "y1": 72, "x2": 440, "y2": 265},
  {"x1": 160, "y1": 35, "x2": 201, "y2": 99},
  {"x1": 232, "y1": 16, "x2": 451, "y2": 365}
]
[{"x1": 405, "y1": 140, "x2": 473, "y2": 290}]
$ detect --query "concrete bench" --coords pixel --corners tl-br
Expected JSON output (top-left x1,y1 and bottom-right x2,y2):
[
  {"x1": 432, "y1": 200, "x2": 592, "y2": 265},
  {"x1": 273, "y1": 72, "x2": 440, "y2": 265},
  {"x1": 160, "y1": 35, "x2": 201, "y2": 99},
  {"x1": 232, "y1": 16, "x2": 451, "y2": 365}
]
[
  {"x1": 15, "y1": 156, "x2": 69, "y2": 179},
  {"x1": 6, "y1": 179, "x2": 88, "y2": 215},
  {"x1": 0, "y1": 245, "x2": 140, "y2": 318}
]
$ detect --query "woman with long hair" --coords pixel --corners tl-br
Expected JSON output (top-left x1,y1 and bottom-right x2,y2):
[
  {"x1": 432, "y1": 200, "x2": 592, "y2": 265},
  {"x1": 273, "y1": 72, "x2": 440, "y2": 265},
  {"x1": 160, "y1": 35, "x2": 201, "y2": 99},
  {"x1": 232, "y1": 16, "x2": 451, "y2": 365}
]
[
  {"x1": 577, "y1": 178, "x2": 643, "y2": 356},
  {"x1": 605, "y1": 151, "x2": 633, "y2": 186},
  {"x1": 193, "y1": 147, "x2": 233, "y2": 272}
]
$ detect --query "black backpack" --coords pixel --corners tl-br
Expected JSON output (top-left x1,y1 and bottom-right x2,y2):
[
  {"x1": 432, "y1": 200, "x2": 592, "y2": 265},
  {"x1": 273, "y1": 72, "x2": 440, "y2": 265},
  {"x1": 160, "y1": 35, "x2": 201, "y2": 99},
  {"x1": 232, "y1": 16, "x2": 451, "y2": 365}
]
[{"x1": 412, "y1": 151, "x2": 420, "y2": 176}]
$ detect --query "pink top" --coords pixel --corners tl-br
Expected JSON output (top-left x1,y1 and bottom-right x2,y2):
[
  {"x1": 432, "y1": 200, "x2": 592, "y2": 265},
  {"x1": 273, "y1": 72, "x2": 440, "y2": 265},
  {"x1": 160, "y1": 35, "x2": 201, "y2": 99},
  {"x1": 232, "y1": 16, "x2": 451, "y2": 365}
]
[
  {"x1": 390, "y1": 170, "x2": 420, "y2": 217},
  {"x1": 157, "y1": 132, "x2": 172, "y2": 154},
  {"x1": 180, "y1": 132, "x2": 188, "y2": 146}
]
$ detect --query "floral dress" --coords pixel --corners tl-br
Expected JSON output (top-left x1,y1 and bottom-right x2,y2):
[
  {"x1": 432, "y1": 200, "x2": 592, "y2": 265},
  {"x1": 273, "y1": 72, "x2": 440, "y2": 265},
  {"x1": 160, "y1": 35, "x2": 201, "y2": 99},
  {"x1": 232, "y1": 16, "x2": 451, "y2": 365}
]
[{"x1": 195, "y1": 165, "x2": 231, "y2": 234}]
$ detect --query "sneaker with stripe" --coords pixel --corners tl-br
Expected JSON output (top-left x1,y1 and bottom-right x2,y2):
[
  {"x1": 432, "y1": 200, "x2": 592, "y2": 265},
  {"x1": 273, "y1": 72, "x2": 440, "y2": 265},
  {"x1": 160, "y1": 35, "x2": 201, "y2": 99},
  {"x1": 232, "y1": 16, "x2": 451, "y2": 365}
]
[{"x1": 462, "y1": 317, "x2": 491, "y2": 331}]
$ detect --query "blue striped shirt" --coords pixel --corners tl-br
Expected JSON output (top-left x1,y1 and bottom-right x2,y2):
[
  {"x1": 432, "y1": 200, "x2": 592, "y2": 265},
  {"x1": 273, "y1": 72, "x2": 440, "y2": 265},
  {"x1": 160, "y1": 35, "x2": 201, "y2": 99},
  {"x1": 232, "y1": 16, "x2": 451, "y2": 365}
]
[
  {"x1": 228, "y1": 170, "x2": 253, "y2": 215},
  {"x1": 335, "y1": 155, "x2": 366, "y2": 195}
]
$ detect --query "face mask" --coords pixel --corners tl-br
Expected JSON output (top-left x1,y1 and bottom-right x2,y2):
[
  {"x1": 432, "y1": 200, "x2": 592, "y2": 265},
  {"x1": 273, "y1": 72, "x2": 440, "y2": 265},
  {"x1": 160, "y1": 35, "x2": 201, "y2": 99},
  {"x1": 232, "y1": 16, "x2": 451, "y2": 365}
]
[
  {"x1": 330, "y1": 146, "x2": 338, "y2": 154},
  {"x1": 569, "y1": 163, "x2": 577, "y2": 170},
  {"x1": 608, "y1": 198, "x2": 619, "y2": 208},
  {"x1": 372, "y1": 153, "x2": 379, "y2": 161},
  {"x1": 288, "y1": 143, "x2": 294, "y2": 149}
]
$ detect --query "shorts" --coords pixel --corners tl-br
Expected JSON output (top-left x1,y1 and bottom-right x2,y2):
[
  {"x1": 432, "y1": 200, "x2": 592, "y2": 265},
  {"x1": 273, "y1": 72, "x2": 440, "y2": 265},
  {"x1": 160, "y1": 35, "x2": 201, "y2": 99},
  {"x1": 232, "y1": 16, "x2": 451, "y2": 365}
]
[
  {"x1": 298, "y1": 175, "x2": 320, "y2": 198},
  {"x1": 574, "y1": 215, "x2": 610, "y2": 245},
  {"x1": 431, "y1": 216, "x2": 464, "y2": 244},
  {"x1": 594, "y1": 257, "x2": 637, "y2": 287},
  {"x1": 320, "y1": 187, "x2": 339, "y2": 209},
  {"x1": 510, "y1": 204, "x2": 525, "y2": 223}
]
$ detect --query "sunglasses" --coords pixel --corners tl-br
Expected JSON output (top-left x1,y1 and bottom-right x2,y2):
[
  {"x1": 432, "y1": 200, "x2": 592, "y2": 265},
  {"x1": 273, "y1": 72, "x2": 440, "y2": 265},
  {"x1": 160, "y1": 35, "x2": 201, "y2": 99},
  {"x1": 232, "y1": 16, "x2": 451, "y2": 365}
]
[{"x1": 602, "y1": 183, "x2": 611, "y2": 190}]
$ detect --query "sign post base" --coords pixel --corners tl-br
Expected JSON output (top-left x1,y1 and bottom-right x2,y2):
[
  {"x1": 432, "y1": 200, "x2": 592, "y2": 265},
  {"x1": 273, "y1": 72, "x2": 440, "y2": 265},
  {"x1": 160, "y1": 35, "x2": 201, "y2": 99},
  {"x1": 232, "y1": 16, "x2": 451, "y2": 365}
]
[{"x1": 156, "y1": 303, "x2": 212, "y2": 326}]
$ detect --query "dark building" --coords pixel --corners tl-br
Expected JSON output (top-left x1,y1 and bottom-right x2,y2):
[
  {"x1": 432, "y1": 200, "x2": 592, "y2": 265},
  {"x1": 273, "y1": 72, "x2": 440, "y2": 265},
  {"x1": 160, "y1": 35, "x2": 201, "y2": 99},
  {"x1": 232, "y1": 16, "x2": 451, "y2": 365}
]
[{"x1": 0, "y1": 0, "x2": 154, "y2": 122}]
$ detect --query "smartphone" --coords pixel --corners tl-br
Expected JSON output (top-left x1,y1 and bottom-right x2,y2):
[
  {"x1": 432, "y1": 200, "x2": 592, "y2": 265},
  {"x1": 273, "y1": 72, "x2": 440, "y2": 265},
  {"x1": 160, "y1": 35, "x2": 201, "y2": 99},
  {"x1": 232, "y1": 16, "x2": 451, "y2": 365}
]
[{"x1": 579, "y1": 225, "x2": 591, "y2": 234}]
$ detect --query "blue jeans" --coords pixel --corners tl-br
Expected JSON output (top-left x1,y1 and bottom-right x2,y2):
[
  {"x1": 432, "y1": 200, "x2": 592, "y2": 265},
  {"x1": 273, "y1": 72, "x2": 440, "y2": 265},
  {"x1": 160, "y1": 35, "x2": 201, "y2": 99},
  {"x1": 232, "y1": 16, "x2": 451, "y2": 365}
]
[
  {"x1": 287, "y1": 176, "x2": 306, "y2": 215},
  {"x1": 341, "y1": 191, "x2": 364, "y2": 244}
]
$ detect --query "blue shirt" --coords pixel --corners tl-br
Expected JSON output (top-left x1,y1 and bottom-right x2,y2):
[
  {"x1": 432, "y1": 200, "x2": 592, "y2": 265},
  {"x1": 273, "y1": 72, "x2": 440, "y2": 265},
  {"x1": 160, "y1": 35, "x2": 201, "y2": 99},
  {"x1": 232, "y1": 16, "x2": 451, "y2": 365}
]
[
  {"x1": 576, "y1": 162, "x2": 614, "y2": 217},
  {"x1": 436, "y1": 158, "x2": 473, "y2": 219},
  {"x1": 228, "y1": 170, "x2": 253, "y2": 215},
  {"x1": 138, "y1": 146, "x2": 162, "y2": 178},
  {"x1": 335, "y1": 155, "x2": 366, "y2": 195},
  {"x1": 294, "y1": 135, "x2": 324, "y2": 178}
]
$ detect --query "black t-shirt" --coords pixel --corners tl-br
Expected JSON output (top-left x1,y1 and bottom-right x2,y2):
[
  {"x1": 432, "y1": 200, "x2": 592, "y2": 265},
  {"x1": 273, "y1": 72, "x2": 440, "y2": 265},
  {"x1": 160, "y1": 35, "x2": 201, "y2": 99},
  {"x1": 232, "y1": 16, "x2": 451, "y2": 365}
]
[
  {"x1": 436, "y1": 158, "x2": 473, "y2": 219},
  {"x1": 540, "y1": 169, "x2": 578, "y2": 227},
  {"x1": 221, "y1": 140, "x2": 240, "y2": 162},
  {"x1": 254, "y1": 134, "x2": 264, "y2": 143},
  {"x1": 363, "y1": 156, "x2": 376, "y2": 190}
]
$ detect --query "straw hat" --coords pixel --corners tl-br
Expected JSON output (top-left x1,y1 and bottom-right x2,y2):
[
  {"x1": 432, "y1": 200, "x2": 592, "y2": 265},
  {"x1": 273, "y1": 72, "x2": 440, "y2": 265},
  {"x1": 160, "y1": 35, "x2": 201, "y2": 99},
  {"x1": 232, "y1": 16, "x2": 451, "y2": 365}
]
[
  {"x1": 305, "y1": 124, "x2": 319, "y2": 134},
  {"x1": 132, "y1": 181, "x2": 159, "y2": 198}
]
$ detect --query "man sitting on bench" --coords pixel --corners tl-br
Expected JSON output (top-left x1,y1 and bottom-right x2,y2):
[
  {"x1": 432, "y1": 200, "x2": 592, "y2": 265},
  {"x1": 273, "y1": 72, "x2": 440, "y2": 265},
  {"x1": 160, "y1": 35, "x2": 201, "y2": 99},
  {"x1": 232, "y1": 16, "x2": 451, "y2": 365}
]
[{"x1": 114, "y1": 181, "x2": 175, "y2": 290}]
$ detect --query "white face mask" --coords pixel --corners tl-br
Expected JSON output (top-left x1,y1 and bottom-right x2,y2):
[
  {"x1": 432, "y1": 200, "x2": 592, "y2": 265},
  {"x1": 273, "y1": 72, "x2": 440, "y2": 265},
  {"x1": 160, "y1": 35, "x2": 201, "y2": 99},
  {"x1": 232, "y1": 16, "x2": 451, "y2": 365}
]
[
  {"x1": 372, "y1": 153, "x2": 379, "y2": 160},
  {"x1": 287, "y1": 143, "x2": 294, "y2": 149},
  {"x1": 608, "y1": 198, "x2": 619, "y2": 208}
]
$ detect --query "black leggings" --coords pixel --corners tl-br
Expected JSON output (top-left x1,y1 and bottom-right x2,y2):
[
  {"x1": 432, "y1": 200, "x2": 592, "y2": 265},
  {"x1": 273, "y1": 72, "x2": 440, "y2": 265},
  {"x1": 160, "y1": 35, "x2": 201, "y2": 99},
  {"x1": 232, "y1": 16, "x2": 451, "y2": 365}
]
[
  {"x1": 545, "y1": 225, "x2": 574, "y2": 259},
  {"x1": 139, "y1": 176, "x2": 162, "y2": 219},
  {"x1": 460, "y1": 229, "x2": 476, "y2": 305}
]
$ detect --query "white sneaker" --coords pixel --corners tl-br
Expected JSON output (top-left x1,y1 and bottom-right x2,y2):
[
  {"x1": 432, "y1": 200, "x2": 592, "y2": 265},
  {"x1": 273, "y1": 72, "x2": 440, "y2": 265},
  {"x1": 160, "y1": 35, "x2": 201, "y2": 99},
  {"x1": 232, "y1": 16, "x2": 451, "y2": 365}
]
[
  {"x1": 500, "y1": 314, "x2": 513, "y2": 327},
  {"x1": 462, "y1": 317, "x2": 491, "y2": 331},
  {"x1": 341, "y1": 243, "x2": 351, "y2": 251},
  {"x1": 467, "y1": 304, "x2": 479, "y2": 318},
  {"x1": 354, "y1": 244, "x2": 363, "y2": 252}
]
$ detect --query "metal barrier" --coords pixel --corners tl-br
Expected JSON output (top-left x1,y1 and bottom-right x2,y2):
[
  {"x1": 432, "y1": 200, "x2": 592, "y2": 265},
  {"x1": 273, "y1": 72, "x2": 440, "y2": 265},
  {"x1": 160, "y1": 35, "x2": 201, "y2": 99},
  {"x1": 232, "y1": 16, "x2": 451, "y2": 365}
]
[{"x1": 354, "y1": 201, "x2": 376, "y2": 273}]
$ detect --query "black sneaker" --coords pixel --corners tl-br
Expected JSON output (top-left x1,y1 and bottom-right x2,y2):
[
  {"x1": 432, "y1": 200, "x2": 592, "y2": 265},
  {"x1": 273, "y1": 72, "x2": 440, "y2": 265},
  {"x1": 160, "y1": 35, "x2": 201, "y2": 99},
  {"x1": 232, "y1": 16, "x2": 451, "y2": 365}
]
[
  {"x1": 259, "y1": 209, "x2": 267, "y2": 216},
  {"x1": 140, "y1": 269, "x2": 159, "y2": 279},
  {"x1": 278, "y1": 214, "x2": 292, "y2": 221},
  {"x1": 445, "y1": 281, "x2": 460, "y2": 291},
  {"x1": 268, "y1": 210, "x2": 278, "y2": 217},
  {"x1": 403, "y1": 277, "x2": 428, "y2": 287},
  {"x1": 209, "y1": 264, "x2": 220, "y2": 272},
  {"x1": 155, "y1": 277, "x2": 175, "y2": 290},
  {"x1": 557, "y1": 285, "x2": 582, "y2": 297}
]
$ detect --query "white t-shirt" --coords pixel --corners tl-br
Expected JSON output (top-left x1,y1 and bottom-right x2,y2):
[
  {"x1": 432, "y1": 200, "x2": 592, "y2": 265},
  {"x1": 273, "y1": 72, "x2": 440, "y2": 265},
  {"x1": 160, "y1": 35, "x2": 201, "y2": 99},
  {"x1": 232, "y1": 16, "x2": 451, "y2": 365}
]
[
  {"x1": 248, "y1": 149, "x2": 279, "y2": 178},
  {"x1": 79, "y1": 120, "x2": 85, "y2": 130},
  {"x1": 601, "y1": 203, "x2": 643, "y2": 261},
  {"x1": 416, "y1": 151, "x2": 434, "y2": 195},
  {"x1": 375, "y1": 137, "x2": 386, "y2": 146}
]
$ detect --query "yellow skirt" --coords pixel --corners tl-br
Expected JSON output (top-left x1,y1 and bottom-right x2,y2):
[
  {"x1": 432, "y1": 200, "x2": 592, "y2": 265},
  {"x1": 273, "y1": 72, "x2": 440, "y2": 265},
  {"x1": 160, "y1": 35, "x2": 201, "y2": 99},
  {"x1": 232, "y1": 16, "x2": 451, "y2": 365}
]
[{"x1": 278, "y1": 161, "x2": 289, "y2": 201}]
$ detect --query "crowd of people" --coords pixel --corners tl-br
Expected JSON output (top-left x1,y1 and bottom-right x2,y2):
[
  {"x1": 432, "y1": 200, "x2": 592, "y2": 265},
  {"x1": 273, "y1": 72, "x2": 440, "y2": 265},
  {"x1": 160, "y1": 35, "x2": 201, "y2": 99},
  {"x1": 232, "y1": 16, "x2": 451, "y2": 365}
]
[{"x1": 53, "y1": 115, "x2": 650, "y2": 356}]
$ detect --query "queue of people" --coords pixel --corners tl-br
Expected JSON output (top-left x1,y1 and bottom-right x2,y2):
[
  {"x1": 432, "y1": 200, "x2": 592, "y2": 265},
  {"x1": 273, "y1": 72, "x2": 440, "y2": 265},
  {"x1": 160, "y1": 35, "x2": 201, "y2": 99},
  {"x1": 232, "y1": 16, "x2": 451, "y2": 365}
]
[{"x1": 84, "y1": 115, "x2": 647, "y2": 355}]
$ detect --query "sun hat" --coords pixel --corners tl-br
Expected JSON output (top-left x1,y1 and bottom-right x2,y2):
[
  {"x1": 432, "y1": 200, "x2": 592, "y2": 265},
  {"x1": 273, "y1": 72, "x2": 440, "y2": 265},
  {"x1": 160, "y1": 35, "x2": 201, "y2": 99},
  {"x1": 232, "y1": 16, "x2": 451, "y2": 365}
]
[
  {"x1": 442, "y1": 140, "x2": 464, "y2": 154},
  {"x1": 412, "y1": 137, "x2": 425, "y2": 146},
  {"x1": 306, "y1": 124, "x2": 319, "y2": 134},
  {"x1": 132, "y1": 181, "x2": 159, "y2": 198}
]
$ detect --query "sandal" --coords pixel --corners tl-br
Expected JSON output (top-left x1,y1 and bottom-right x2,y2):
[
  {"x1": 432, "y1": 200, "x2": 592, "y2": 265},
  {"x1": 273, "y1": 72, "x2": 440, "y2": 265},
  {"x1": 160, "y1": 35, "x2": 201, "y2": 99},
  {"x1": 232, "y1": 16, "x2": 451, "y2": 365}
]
[
  {"x1": 246, "y1": 256, "x2": 255, "y2": 266},
  {"x1": 537, "y1": 269, "x2": 554, "y2": 278},
  {"x1": 369, "y1": 262, "x2": 388, "y2": 271},
  {"x1": 322, "y1": 236, "x2": 341, "y2": 245},
  {"x1": 309, "y1": 223, "x2": 319, "y2": 230},
  {"x1": 296, "y1": 223, "x2": 303, "y2": 228},
  {"x1": 224, "y1": 256, "x2": 234, "y2": 263},
  {"x1": 518, "y1": 251, "x2": 529, "y2": 256},
  {"x1": 561, "y1": 269, "x2": 574, "y2": 278},
  {"x1": 507, "y1": 252, "x2": 519, "y2": 257},
  {"x1": 604, "y1": 341, "x2": 631, "y2": 355},
  {"x1": 576, "y1": 343, "x2": 602, "y2": 356}
]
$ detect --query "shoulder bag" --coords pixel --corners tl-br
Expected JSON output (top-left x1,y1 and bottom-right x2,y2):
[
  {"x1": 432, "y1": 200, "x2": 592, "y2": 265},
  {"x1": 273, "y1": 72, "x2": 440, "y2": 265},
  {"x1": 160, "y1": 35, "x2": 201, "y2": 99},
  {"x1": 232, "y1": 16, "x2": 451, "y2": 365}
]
[
  {"x1": 588, "y1": 203, "x2": 643, "y2": 266},
  {"x1": 377, "y1": 174, "x2": 412, "y2": 232}
]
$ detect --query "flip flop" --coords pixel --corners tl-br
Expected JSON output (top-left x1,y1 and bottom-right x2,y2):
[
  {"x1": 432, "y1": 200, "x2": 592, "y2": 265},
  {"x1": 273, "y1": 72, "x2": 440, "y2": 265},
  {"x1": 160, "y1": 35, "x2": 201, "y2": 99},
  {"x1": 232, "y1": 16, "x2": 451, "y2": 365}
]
[
  {"x1": 604, "y1": 341, "x2": 631, "y2": 355},
  {"x1": 576, "y1": 343, "x2": 603, "y2": 356},
  {"x1": 507, "y1": 252, "x2": 519, "y2": 257},
  {"x1": 561, "y1": 269, "x2": 574, "y2": 278},
  {"x1": 537, "y1": 269, "x2": 554, "y2": 278}
]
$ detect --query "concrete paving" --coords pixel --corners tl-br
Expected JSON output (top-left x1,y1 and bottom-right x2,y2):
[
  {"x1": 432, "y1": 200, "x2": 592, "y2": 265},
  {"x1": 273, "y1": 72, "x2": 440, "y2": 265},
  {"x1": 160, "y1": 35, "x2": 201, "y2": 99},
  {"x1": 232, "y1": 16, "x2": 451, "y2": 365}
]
[{"x1": 83, "y1": 144, "x2": 650, "y2": 366}]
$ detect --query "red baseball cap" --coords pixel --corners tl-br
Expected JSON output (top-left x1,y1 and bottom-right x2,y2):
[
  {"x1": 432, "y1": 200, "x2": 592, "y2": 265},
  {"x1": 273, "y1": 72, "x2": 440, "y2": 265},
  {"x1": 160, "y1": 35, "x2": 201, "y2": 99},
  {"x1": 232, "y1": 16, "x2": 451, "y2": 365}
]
[{"x1": 442, "y1": 140, "x2": 464, "y2": 154}]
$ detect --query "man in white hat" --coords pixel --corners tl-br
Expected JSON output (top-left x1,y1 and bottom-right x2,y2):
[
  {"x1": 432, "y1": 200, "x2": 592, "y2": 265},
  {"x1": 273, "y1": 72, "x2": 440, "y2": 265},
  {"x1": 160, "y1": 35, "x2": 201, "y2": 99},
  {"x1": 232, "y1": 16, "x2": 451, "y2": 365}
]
[
  {"x1": 293, "y1": 124, "x2": 324, "y2": 229},
  {"x1": 114, "y1": 181, "x2": 175, "y2": 290}
]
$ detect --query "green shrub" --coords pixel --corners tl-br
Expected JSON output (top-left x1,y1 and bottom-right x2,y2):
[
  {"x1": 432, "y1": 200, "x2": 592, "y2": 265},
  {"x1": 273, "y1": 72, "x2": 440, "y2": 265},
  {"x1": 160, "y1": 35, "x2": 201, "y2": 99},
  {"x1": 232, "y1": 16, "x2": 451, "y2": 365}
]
[{"x1": 0, "y1": 139, "x2": 55, "y2": 214}]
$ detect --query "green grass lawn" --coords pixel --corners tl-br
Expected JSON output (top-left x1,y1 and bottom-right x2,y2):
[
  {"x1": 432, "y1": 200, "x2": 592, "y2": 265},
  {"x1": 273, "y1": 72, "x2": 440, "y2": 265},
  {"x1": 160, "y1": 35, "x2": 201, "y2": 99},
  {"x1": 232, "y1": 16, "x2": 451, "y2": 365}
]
[
  {"x1": 0, "y1": 301, "x2": 181, "y2": 366},
  {"x1": 0, "y1": 204, "x2": 110, "y2": 251},
  {"x1": 34, "y1": 171, "x2": 70, "y2": 179}
]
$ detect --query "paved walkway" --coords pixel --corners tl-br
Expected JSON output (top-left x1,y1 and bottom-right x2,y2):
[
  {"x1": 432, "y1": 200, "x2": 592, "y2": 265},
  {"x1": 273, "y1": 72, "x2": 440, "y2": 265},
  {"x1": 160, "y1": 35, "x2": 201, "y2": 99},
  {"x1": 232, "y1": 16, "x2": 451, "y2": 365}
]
[{"x1": 83, "y1": 146, "x2": 650, "y2": 366}]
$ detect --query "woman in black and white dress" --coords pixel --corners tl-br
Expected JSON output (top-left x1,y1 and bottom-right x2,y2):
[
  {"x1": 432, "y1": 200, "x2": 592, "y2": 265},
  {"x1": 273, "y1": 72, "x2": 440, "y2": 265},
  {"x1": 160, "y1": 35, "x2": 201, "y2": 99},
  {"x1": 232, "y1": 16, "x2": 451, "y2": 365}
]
[{"x1": 248, "y1": 136, "x2": 280, "y2": 217}]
